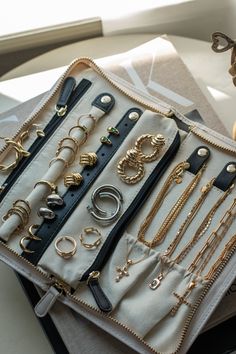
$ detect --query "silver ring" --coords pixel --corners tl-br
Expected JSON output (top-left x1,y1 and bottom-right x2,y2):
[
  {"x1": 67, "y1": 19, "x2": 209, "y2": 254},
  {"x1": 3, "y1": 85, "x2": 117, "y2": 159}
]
[{"x1": 87, "y1": 185, "x2": 123, "y2": 224}]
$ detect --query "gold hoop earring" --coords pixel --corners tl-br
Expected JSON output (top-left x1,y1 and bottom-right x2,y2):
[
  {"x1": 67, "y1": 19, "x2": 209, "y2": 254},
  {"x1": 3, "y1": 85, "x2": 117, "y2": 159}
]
[
  {"x1": 79, "y1": 227, "x2": 102, "y2": 250},
  {"x1": 117, "y1": 150, "x2": 145, "y2": 185},
  {"x1": 135, "y1": 134, "x2": 165, "y2": 162}
]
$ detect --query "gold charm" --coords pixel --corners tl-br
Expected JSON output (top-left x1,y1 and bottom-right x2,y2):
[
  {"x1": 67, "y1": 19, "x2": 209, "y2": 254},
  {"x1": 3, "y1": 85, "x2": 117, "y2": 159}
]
[
  {"x1": 107, "y1": 126, "x2": 119, "y2": 135},
  {"x1": 100, "y1": 136, "x2": 112, "y2": 145},
  {"x1": 64, "y1": 173, "x2": 83, "y2": 187},
  {"x1": 115, "y1": 260, "x2": 133, "y2": 282},
  {"x1": 79, "y1": 152, "x2": 97, "y2": 166}
]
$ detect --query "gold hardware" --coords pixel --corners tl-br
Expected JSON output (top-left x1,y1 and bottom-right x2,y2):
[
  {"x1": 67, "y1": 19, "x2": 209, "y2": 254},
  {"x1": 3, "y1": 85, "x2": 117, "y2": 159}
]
[
  {"x1": 28, "y1": 224, "x2": 41, "y2": 240},
  {"x1": 55, "y1": 105, "x2": 67, "y2": 117},
  {"x1": 87, "y1": 271, "x2": 101, "y2": 285},
  {"x1": 128, "y1": 111, "x2": 140, "y2": 121},
  {"x1": 79, "y1": 227, "x2": 102, "y2": 250},
  {"x1": 117, "y1": 134, "x2": 165, "y2": 184},
  {"x1": 64, "y1": 172, "x2": 83, "y2": 187},
  {"x1": 32, "y1": 124, "x2": 45, "y2": 137},
  {"x1": 55, "y1": 236, "x2": 77, "y2": 259},
  {"x1": 19, "y1": 236, "x2": 35, "y2": 253},
  {"x1": 100, "y1": 95, "x2": 111, "y2": 104},
  {"x1": 79, "y1": 152, "x2": 97, "y2": 166}
]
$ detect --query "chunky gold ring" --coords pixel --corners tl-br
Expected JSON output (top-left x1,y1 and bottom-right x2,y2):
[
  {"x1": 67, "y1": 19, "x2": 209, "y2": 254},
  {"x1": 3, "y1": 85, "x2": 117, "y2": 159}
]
[
  {"x1": 117, "y1": 156, "x2": 145, "y2": 184},
  {"x1": 135, "y1": 134, "x2": 165, "y2": 162},
  {"x1": 49, "y1": 157, "x2": 69, "y2": 168},
  {"x1": 11, "y1": 206, "x2": 29, "y2": 224},
  {"x1": 19, "y1": 236, "x2": 35, "y2": 254},
  {"x1": 28, "y1": 224, "x2": 41, "y2": 241},
  {"x1": 2, "y1": 208, "x2": 25, "y2": 230},
  {"x1": 79, "y1": 227, "x2": 102, "y2": 250},
  {"x1": 34, "y1": 180, "x2": 57, "y2": 192},
  {"x1": 69, "y1": 125, "x2": 88, "y2": 145},
  {"x1": 55, "y1": 236, "x2": 77, "y2": 259}
]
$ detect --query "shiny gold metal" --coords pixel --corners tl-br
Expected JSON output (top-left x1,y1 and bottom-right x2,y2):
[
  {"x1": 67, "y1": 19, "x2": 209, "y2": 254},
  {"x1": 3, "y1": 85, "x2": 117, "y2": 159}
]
[
  {"x1": 100, "y1": 136, "x2": 112, "y2": 145},
  {"x1": 19, "y1": 236, "x2": 35, "y2": 253},
  {"x1": 135, "y1": 133, "x2": 165, "y2": 162},
  {"x1": 79, "y1": 152, "x2": 97, "y2": 166},
  {"x1": 69, "y1": 125, "x2": 88, "y2": 145},
  {"x1": 117, "y1": 133, "x2": 165, "y2": 184},
  {"x1": 55, "y1": 236, "x2": 77, "y2": 259},
  {"x1": 64, "y1": 172, "x2": 83, "y2": 187},
  {"x1": 117, "y1": 155, "x2": 145, "y2": 184},
  {"x1": 107, "y1": 126, "x2": 119, "y2": 135},
  {"x1": 55, "y1": 105, "x2": 67, "y2": 117},
  {"x1": 28, "y1": 224, "x2": 41, "y2": 241},
  {"x1": 79, "y1": 227, "x2": 102, "y2": 250},
  {"x1": 34, "y1": 180, "x2": 57, "y2": 192},
  {"x1": 49, "y1": 156, "x2": 69, "y2": 168}
]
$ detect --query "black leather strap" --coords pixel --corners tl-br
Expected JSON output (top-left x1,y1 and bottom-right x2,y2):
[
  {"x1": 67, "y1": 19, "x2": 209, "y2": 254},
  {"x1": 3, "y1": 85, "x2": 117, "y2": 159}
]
[
  {"x1": 214, "y1": 162, "x2": 236, "y2": 191},
  {"x1": 57, "y1": 77, "x2": 76, "y2": 108},
  {"x1": 92, "y1": 93, "x2": 115, "y2": 112},
  {"x1": 87, "y1": 278, "x2": 112, "y2": 312},
  {"x1": 23, "y1": 108, "x2": 143, "y2": 263},
  {"x1": 187, "y1": 146, "x2": 211, "y2": 175}
]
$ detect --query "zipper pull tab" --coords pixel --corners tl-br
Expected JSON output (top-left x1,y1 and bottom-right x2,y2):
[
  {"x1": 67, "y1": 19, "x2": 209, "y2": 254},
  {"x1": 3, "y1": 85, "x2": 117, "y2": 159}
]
[
  {"x1": 55, "y1": 77, "x2": 76, "y2": 117},
  {"x1": 34, "y1": 285, "x2": 61, "y2": 317},
  {"x1": 87, "y1": 271, "x2": 113, "y2": 313}
]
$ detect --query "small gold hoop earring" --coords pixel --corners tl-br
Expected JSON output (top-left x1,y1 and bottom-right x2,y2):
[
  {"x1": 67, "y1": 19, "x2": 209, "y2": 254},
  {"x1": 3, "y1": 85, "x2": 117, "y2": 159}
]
[
  {"x1": 79, "y1": 227, "x2": 102, "y2": 250},
  {"x1": 19, "y1": 236, "x2": 35, "y2": 254}
]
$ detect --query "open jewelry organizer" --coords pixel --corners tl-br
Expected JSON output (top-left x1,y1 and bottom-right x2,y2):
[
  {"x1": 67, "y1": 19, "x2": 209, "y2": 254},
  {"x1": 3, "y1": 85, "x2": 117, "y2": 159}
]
[{"x1": 0, "y1": 58, "x2": 236, "y2": 354}]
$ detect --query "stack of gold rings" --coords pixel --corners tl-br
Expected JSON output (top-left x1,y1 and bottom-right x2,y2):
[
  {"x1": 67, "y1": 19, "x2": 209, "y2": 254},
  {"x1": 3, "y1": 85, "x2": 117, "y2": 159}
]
[{"x1": 2, "y1": 199, "x2": 31, "y2": 230}]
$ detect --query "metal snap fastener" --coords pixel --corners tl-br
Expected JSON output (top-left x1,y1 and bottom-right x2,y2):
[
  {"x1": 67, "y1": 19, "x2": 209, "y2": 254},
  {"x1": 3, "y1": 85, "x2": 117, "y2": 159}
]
[
  {"x1": 100, "y1": 95, "x2": 111, "y2": 104},
  {"x1": 128, "y1": 111, "x2": 140, "y2": 121},
  {"x1": 226, "y1": 164, "x2": 236, "y2": 173},
  {"x1": 197, "y1": 148, "x2": 208, "y2": 157}
]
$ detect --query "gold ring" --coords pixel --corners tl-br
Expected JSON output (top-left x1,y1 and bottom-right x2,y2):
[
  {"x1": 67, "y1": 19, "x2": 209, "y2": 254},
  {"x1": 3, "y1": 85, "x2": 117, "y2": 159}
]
[
  {"x1": 135, "y1": 134, "x2": 165, "y2": 162},
  {"x1": 56, "y1": 146, "x2": 76, "y2": 165},
  {"x1": 59, "y1": 136, "x2": 79, "y2": 150},
  {"x1": 78, "y1": 114, "x2": 96, "y2": 132},
  {"x1": 69, "y1": 125, "x2": 88, "y2": 145},
  {"x1": 55, "y1": 236, "x2": 77, "y2": 259},
  {"x1": 34, "y1": 180, "x2": 56, "y2": 192},
  {"x1": 49, "y1": 157, "x2": 69, "y2": 168},
  {"x1": 79, "y1": 227, "x2": 102, "y2": 250},
  {"x1": 13, "y1": 199, "x2": 31, "y2": 215}
]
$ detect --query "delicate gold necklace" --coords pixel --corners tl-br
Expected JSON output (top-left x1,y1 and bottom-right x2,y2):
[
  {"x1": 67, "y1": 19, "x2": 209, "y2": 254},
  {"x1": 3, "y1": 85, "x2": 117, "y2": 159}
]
[
  {"x1": 115, "y1": 161, "x2": 205, "y2": 282},
  {"x1": 137, "y1": 163, "x2": 205, "y2": 248},
  {"x1": 170, "y1": 199, "x2": 236, "y2": 316},
  {"x1": 174, "y1": 183, "x2": 234, "y2": 264}
]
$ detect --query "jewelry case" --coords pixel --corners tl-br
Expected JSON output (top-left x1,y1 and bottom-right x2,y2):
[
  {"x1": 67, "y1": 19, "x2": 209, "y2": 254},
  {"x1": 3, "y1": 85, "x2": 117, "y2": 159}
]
[{"x1": 0, "y1": 58, "x2": 236, "y2": 354}]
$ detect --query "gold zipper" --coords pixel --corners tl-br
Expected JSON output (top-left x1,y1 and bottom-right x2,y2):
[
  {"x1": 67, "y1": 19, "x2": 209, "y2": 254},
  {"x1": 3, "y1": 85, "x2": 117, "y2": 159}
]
[
  {"x1": 0, "y1": 236, "x2": 236, "y2": 354},
  {"x1": 0, "y1": 57, "x2": 173, "y2": 159},
  {"x1": 190, "y1": 126, "x2": 236, "y2": 155}
]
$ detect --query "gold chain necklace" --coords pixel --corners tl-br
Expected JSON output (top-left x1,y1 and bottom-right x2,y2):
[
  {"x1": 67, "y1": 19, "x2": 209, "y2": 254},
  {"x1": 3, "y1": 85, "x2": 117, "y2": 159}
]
[
  {"x1": 115, "y1": 161, "x2": 205, "y2": 282},
  {"x1": 174, "y1": 184, "x2": 234, "y2": 264},
  {"x1": 137, "y1": 162, "x2": 205, "y2": 248}
]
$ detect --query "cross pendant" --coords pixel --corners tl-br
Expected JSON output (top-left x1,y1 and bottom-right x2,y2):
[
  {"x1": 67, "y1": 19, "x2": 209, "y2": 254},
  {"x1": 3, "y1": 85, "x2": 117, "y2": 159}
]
[
  {"x1": 115, "y1": 259, "x2": 133, "y2": 282},
  {"x1": 170, "y1": 290, "x2": 193, "y2": 316}
]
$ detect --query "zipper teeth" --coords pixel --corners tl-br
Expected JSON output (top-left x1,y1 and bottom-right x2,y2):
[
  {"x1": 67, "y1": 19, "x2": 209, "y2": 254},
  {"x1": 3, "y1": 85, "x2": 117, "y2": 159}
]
[
  {"x1": 0, "y1": 57, "x2": 173, "y2": 159},
  {"x1": 1, "y1": 235, "x2": 236, "y2": 354},
  {"x1": 190, "y1": 126, "x2": 236, "y2": 155}
]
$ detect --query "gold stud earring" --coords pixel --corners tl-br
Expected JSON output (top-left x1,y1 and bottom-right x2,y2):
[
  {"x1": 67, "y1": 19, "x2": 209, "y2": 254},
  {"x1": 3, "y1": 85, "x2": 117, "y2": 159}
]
[
  {"x1": 100, "y1": 136, "x2": 112, "y2": 145},
  {"x1": 107, "y1": 127, "x2": 119, "y2": 135},
  {"x1": 79, "y1": 152, "x2": 97, "y2": 167}
]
